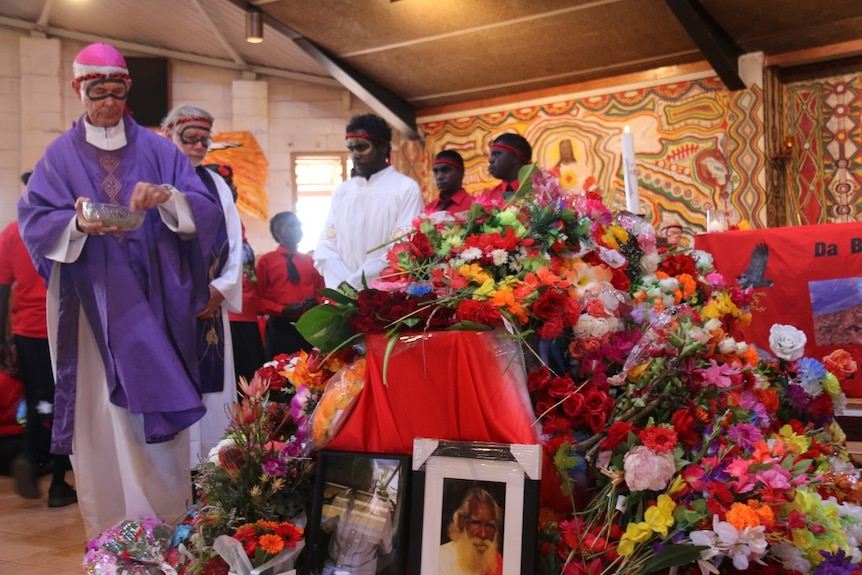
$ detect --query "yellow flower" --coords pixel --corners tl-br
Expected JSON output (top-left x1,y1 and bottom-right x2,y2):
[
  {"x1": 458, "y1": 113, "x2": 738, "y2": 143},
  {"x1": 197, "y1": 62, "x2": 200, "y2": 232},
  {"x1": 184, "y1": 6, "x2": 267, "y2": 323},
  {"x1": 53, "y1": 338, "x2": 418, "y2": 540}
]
[
  {"x1": 644, "y1": 494, "x2": 676, "y2": 536},
  {"x1": 474, "y1": 278, "x2": 497, "y2": 298},
  {"x1": 667, "y1": 475, "x2": 686, "y2": 495},
  {"x1": 779, "y1": 424, "x2": 809, "y2": 454},
  {"x1": 618, "y1": 521, "x2": 652, "y2": 556},
  {"x1": 458, "y1": 263, "x2": 492, "y2": 285},
  {"x1": 822, "y1": 372, "x2": 840, "y2": 396}
]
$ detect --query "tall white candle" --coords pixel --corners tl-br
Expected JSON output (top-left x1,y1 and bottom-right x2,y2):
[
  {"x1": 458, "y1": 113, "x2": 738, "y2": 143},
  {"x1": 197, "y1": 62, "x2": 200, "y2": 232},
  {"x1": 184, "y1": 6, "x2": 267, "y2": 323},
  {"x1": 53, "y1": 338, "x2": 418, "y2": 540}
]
[{"x1": 621, "y1": 125, "x2": 640, "y2": 213}]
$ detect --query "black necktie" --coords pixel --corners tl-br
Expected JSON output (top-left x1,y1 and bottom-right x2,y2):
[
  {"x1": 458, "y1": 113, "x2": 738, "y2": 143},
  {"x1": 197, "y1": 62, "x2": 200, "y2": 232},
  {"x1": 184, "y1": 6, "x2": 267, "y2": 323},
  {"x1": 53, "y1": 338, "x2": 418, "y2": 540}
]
[
  {"x1": 438, "y1": 198, "x2": 454, "y2": 210},
  {"x1": 505, "y1": 183, "x2": 515, "y2": 192},
  {"x1": 285, "y1": 253, "x2": 300, "y2": 284}
]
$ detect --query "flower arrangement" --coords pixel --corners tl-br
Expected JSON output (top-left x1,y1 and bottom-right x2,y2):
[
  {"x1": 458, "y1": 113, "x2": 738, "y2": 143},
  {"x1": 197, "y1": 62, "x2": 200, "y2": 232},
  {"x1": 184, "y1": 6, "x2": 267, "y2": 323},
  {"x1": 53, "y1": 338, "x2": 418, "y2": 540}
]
[
  {"x1": 295, "y1": 163, "x2": 862, "y2": 574},
  {"x1": 84, "y1": 518, "x2": 179, "y2": 575}
]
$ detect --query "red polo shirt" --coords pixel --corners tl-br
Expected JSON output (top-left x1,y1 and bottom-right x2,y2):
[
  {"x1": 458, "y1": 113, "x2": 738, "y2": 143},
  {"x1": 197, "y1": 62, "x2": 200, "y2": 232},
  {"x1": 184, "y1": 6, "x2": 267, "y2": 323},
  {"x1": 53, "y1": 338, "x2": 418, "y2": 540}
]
[
  {"x1": 423, "y1": 189, "x2": 475, "y2": 215},
  {"x1": 476, "y1": 179, "x2": 520, "y2": 208},
  {"x1": 255, "y1": 246, "x2": 324, "y2": 316},
  {"x1": 0, "y1": 222, "x2": 48, "y2": 338}
]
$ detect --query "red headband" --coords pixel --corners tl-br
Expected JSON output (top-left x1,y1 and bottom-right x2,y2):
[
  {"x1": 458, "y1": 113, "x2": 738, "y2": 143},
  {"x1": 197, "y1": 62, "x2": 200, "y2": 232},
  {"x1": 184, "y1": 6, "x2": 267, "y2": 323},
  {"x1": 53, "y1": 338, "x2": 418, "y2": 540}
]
[
  {"x1": 491, "y1": 142, "x2": 530, "y2": 164},
  {"x1": 432, "y1": 158, "x2": 463, "y2": 169},
  {"x1": 74, "y1": 72, "x2": 130, "y2": 83},
  {"x1": 345, "y1": 131, "x2": 389, "y2": 144},
  {"x1": 166, "y1": 116, "x2": 213, "y2": 131}
]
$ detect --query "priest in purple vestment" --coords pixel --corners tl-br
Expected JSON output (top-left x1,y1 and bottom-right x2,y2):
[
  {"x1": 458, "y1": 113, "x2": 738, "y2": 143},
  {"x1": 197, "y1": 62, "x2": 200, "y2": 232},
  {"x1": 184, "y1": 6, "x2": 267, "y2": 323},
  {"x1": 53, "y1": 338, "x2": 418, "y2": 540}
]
[{"x1": 16, "y1": 42, "x2": 222, "y2": 538}]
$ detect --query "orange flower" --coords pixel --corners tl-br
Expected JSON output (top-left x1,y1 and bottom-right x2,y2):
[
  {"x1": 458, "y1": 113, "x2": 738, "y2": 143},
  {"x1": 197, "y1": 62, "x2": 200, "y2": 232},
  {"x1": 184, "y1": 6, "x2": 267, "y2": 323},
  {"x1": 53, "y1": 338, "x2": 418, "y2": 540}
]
[
  {"x1": 747, "y1": 500, "x2": 775, "y2": 526},
  {"x1": 258, "y1": 533, "x2": 285, "y2": 555},
  {"x1": 726, "y1": 501, "x2": 760, "y2": 530}
]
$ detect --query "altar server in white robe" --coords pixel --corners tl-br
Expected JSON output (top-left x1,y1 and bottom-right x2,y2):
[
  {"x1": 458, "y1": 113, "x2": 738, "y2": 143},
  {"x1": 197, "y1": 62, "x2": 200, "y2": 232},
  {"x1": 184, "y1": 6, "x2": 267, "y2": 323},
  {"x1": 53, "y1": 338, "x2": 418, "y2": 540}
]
[{"x1": 314, "y1": 113, "x2": 424, "y2": 289}]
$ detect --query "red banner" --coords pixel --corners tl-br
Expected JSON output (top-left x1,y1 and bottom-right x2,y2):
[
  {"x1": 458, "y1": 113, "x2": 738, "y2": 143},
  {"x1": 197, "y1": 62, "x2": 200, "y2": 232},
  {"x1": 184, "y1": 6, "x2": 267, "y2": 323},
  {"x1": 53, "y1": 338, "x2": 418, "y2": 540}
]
[{"x1": 695, "y1": 222, "x2": 862, "y2": 396}]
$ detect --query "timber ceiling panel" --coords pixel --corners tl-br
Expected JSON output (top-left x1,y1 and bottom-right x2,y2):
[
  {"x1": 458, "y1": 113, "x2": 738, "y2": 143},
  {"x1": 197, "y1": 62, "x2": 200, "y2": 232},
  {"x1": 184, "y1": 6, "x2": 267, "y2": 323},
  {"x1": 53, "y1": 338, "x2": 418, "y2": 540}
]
[{"x1": 1, "y1": 0, "x2": 860, "y2": 134}]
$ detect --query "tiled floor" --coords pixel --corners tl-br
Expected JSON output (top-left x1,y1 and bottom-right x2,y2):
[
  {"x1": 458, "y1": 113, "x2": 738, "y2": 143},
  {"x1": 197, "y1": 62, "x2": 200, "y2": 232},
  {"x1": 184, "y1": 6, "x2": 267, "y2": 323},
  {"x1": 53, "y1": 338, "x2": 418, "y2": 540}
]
[{"x1": 0, "y1": 472, "x2": 86, "y2": 575}]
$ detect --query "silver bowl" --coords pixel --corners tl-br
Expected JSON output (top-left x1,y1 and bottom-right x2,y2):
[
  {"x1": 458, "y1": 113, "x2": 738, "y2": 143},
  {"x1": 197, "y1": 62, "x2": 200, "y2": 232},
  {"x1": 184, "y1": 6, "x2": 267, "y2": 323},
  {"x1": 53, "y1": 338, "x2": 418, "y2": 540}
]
[{"x1": 81, "y1": 201, "x2": 146, "y2": 231}]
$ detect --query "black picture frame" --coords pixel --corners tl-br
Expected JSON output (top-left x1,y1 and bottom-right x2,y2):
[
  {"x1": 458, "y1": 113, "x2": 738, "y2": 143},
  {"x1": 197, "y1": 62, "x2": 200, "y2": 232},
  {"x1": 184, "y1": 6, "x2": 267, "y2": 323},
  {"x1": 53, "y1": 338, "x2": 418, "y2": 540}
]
[
  {"x1": 409, "y1": 439, "x2": 541, "y2": 575},
  {"x1": 306, "y1": 450, "x2": 411, "y2": 575}
]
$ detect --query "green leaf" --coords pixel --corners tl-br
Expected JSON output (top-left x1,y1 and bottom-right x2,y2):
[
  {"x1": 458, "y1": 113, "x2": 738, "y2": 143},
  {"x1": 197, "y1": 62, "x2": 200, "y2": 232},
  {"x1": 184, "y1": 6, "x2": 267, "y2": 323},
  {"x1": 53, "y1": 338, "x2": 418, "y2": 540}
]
[
  {"x1": 295, "y1": 304, "x2": 356, "y2": 353},
  {"x1": 317, "y1": 287, "x2": 355, "y2": 305},
  {"x1": 381, "y1": 329, "x2": 400, "y2": 386},
  {"x1": 644, "y1": 544, "x2": 708, "y2": 573},
  {"x1": 446, "y1": 321, "x2": 495, "y2": 331}
]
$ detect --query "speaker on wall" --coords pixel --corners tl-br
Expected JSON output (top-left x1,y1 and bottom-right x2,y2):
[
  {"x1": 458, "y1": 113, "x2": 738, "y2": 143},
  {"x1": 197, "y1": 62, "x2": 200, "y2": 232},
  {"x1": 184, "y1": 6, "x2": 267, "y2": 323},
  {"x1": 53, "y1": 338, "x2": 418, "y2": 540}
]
[{"x1": 125, "y1": 57, "x2": 170, "y2": 127}]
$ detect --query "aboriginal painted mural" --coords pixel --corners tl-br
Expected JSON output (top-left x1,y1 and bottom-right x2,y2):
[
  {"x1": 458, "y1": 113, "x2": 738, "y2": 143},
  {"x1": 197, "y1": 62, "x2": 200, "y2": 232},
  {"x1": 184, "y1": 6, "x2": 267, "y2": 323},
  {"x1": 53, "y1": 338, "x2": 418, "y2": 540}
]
[
  {"x1": 784, "y1": 72, "x2": 862, "y2": 226},
  {"x1": 400, "y1": 76, "x2": 768, "y2": 235}
]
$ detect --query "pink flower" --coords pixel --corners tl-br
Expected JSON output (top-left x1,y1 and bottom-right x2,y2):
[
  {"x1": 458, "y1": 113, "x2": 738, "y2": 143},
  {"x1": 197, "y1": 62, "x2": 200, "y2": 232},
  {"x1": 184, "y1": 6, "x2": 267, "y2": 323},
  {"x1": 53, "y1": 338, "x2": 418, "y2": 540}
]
[
  {"x1": 698, "y1": 359, "x2": 736, "y2": 388},
  {"x1": 623, "y1": 445, "x2": 676, "y2": 491},
  {"x1": 754, "y1": 466, "x2": 792, "y2": 490}
]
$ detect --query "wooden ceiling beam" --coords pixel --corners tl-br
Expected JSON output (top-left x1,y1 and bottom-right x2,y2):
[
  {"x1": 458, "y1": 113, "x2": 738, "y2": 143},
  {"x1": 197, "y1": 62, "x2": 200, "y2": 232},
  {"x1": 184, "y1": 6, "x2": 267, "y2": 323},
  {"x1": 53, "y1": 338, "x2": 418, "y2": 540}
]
[
  {"x1": 221, "y1": 0, "x2": 418, "y2": 139},
  {"x1": 664, "y1": 0, "x2": 746, "y2": 91}
]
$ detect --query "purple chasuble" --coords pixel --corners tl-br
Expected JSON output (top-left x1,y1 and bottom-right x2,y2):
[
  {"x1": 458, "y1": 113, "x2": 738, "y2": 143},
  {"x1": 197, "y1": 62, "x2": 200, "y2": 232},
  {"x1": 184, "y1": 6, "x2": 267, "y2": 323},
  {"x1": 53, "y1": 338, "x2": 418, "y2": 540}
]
[
  {"x1": 195, "y1": 165, "x2": 228, "y2": 394},
  {"x1": 17, "y1": 115, "x2": 223, "y2": 454}
]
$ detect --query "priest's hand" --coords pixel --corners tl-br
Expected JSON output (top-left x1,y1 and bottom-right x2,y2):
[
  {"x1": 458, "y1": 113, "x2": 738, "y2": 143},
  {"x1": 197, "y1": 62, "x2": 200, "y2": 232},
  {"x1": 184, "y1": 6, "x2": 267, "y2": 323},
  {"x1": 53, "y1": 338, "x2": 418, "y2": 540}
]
[
  {"x1": 129, "y1": 182, "x2": 171, "y2": 211},
  {"x1": 75, "y1": 197, "x2": 123, "y2": 236},
  {"x1": 197, "y1": 285, "x2": 225, "y2": 319}
]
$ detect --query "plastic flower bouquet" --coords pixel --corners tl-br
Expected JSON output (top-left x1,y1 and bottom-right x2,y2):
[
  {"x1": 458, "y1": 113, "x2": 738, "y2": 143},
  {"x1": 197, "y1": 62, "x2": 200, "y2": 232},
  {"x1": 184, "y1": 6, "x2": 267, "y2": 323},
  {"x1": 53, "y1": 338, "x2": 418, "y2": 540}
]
[
  {"x1": 211, "y1": 519, "x2": 304, "y2": 575},
  {"x1": 84, "y1": 518, "x2": 179, "y2": 575}
]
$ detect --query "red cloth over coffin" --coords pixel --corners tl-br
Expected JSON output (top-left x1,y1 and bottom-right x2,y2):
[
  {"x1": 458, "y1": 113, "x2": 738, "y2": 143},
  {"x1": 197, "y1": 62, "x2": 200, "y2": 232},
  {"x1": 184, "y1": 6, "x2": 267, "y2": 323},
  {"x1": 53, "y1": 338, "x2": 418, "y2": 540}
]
[{"x1": 326, "y1": 330, "x2": 540, "y2": 454}]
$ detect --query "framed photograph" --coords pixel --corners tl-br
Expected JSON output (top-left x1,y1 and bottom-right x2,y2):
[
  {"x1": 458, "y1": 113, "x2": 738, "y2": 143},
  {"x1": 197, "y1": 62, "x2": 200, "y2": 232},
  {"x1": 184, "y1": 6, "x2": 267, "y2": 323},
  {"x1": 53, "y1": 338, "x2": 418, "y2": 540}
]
[
  {"x1": 306, "y1": 450, "x2": 411, "y2": 575},
  {"x1": 409, "y1": 439, "x2": 541, "y2": 575}
]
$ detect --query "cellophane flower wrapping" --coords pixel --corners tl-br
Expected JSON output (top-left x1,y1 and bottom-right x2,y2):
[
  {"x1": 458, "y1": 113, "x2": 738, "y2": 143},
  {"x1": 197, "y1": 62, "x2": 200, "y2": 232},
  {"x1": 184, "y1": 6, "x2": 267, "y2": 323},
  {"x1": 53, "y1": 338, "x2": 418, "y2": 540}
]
[
  {"x1": 84, "y1": 518, "x2": 179, "y2": 575},
  {"x1": 310, "y1": 358, "x2": 366, "y2": 448}
]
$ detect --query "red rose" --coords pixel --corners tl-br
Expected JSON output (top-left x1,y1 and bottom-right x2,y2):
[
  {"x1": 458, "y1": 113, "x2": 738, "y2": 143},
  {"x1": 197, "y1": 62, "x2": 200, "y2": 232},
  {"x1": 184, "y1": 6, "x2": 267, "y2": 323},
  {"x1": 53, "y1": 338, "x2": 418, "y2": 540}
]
[
  {"x1": 537, "y1": 316, "x2": 565, "y2": 339},
  {"x1": 561, "y1": 393, "x2": 584, "y2": 418},
  {"x1": 527, "y1": 367, "x2": 552, "y2": 392},
  {"x1": 599, "y1": 421, "x2": 635, "y2": 450},
  {"x1": 565, "y1": 299, "x2": 582, "y2": 326},
  {"x1": 671, "y1": 408, "x2": 700, "y2": 445},
  {"x1": 532, "y1": 289, "x2": 571, "y2": 320},
  {"x1": 583, "y1": 388, "x2": 613, "y2": 417},
  {"x1": 586, "y1": 410, "x2": 608, "y2": 434},
  {"x1": 547, "y1": 375, "x2": 575, "y2": 398},
  {"x1": 409, "y1": 232, "x2": 435, "y2": 258}
]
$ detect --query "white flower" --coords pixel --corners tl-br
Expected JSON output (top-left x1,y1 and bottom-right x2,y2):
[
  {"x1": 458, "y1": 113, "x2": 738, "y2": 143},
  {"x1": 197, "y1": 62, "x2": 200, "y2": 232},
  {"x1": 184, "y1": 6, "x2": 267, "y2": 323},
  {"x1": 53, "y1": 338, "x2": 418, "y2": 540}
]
[
  {"x1": 490, "y1": 249, "x2": 508, "y2": 266},
  {"x1": 692, "y1": 249, "x2": 714, "y2": 271},
  {"x1": 717, "y1": 337, "x2": 737, "y2": 355},
  {"x1": 590, "y1": 317, "x2": 612, "y2": 338},
  {"x1": 703, "y1": 318, "x2": 723, "y2": 332},
  {"x1": 598, "y1": 289, "x2": 622, "y2": 313},
  {"x1": 623, "y1": 445, "x2": 676, "y2": 491},
  {"x1": 734, "y1": 341, "x2": 749, "y2": 354},
  {"x1": 769, "y1": 543, "x2": 810, "y2": 574},
  {"x1": 573, "y1": 315, "x2": 595, "y2": 339},
  {"x1": 658, "y1": 277, "x2": 679, "y2": 293},
  {"x1": 768, "y1": 324, "x2": 807, "y2": 361},
  {"x1": 207, "y1": 437, "x2": 235, "y2": 464},
  {"x1": 711, "y1": 516, "x2": 767, "y2": 571},
  {"x1": 461, "y1": 247, "x2": 482, "y2": 262},
  {"x1": 597, "y1": 246, "x2": 626, "y2": 268},
  {"x1": 640, "y1": 252, "x2": 659, "y2": 274}
]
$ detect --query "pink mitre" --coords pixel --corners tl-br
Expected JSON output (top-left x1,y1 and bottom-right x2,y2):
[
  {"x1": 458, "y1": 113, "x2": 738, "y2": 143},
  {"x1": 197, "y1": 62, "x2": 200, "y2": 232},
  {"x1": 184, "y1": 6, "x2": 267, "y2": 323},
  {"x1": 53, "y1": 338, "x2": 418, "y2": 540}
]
[{"x1": 73, "y1": 43, "x2": 129, "y2": 81}]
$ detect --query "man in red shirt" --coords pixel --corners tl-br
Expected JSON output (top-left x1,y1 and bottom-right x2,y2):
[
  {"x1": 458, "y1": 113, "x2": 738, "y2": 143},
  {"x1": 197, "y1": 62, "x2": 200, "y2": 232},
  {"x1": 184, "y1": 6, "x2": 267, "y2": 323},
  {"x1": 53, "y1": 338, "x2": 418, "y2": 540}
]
[
  {"x1": 0, "y1": 173, "x2": 76, "y2": 506},
  {"x1": 256, "y1": 212, "x2": 323, "y2": 358},
  {"x1": 476, "y1": 133, "x2": 533, "y2": 208},
  {"x1": 423, "y1": 150, "x2": 475, "y2": 216}
]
